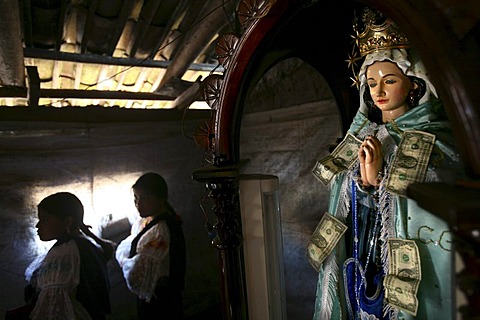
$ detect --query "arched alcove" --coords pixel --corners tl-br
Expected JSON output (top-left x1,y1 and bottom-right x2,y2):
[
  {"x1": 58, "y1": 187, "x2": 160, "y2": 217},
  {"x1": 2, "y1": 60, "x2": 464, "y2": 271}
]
[
  {"x1": 193, "y1": 0, "x2": 480, "y2": 318},
  {"x1": 240, "y1": 57, "x2": 341, "y2": 318}
]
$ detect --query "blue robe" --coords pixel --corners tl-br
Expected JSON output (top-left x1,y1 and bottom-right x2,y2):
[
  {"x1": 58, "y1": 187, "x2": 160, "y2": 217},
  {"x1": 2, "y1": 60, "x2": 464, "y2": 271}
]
[{"x1": 313, "y1": 97, "x2": 462, "y2": 319}]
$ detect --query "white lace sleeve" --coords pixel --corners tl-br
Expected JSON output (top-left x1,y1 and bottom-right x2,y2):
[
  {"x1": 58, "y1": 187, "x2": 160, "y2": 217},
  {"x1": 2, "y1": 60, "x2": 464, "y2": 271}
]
[
  {"x1": 29, "y1": 240, "x2": 91, "y2": 320},
  {"x1": 115, "y1": 233, "x2": 135, "y2": 267},
  {"x1": 119, "y1": 221, "x2": 171, "y2": 302}
]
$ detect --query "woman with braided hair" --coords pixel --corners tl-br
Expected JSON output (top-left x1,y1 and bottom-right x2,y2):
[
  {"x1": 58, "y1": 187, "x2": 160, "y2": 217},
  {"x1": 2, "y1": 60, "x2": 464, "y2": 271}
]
[
  {"x1": 115, "y1": 172, "x2": 186, "y2": 319},
  {"x1": 6, "y1": 192, "x2": 111, "y2": 320}
]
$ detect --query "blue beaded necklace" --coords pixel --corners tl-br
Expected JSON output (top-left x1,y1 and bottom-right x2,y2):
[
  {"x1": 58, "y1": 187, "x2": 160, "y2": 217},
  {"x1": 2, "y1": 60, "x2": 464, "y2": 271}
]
[{"x1": 345, "y1": 178, "x2": 385, "y2": 319}]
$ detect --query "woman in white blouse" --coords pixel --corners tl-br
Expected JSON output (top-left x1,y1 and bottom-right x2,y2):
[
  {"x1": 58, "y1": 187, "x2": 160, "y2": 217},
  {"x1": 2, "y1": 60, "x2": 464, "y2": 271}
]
[
  {"x1": 20, "y1": 192, "x2": 111, "y2": 320},
  {"x1": 116, "y1": 172, "x2": 186, "y2": 319}
]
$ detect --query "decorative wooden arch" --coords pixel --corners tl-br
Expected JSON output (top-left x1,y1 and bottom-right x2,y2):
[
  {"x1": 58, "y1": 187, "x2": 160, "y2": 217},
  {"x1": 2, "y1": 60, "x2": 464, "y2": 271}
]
[{"x1": 193, "y1": 0, "x2": 480, "y2": 318}]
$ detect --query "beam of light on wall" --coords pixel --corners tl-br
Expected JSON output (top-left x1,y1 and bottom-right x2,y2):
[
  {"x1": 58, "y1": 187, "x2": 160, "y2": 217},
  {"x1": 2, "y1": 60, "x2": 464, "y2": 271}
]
[
  {"x1": 27, "y1": 172, "x2": 141, "y2": 256},
  {"x1": 91, "y1": 173, "x2": 140, "y2": 229}
]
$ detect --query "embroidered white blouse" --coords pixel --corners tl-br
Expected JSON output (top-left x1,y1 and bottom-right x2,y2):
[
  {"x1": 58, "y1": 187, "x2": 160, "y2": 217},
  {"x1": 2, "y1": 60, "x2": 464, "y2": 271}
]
[
  {"x1": 115, "y1": 216, "x2": 171, "y2": 302},
  {"x1": 25, "y1": 240, "x2": 92, "y2": 320}
]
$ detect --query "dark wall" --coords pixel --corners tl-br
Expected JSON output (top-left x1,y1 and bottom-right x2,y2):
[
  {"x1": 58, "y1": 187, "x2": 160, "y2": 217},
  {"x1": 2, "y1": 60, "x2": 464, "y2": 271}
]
[{"x1": 0, "y1": 118, "x2": 221, "y2": 319}]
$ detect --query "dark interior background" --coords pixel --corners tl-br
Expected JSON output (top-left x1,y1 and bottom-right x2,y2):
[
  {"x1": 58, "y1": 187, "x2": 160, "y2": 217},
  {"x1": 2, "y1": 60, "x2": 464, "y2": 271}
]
[{"x1": 1, "y1": 0, "x2": 480, "y2": 319}]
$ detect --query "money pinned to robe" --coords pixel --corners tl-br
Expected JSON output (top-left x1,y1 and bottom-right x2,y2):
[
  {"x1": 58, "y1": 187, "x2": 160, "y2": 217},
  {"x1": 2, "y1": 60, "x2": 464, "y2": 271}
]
[
  {"x1": 384, "y1": 238, "x2": 422, "y2": 316},
  {"x1": 312, "y1": 133, "x2": 362, "y2": 185},
  {"x1": 307, "y1": 212, "x2": 347, "y2": 272},
  {"x1": 386, "y1": 130, "x2": 435, "y2": 196}
]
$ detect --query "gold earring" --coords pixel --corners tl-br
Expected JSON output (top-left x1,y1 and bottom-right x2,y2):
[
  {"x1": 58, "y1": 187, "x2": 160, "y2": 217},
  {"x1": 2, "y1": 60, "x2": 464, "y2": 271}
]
[{"x1": 408, "y1": 90, "x2": 416, "y2": 107}]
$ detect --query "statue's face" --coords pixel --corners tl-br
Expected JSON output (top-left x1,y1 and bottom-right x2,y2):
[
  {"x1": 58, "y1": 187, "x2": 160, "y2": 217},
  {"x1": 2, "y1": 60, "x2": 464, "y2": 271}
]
[{"x1": 366, "y1": 61, "x2": 413, "y2": 121}]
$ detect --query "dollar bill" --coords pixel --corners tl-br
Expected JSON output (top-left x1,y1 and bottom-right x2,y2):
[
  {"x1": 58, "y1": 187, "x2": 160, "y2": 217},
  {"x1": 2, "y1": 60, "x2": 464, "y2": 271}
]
[
  {"x1": 384, "y1": 238, "x2": 422, "y2": 316},
  {"x1": 306, "y1": 242, "x2": 324, "y2": 272},
  {"x1": 387, "y1": 238, "x2": 422, "y2": 280},
  {"x1": 312, "y1": 133, "x2": 362, "y2": 185},
  {"x1": 384, "y1": 275, "x2": 420, "y2": 316},
  {"x1": 312, "y1": 155, "x2": 336, "y2": 185},
  {"x1": 386, "y1": 130, "x2": 435, "y2": 196},
  {"x1": 307, "y1": 212, "x2": 348, "y2": 272}
]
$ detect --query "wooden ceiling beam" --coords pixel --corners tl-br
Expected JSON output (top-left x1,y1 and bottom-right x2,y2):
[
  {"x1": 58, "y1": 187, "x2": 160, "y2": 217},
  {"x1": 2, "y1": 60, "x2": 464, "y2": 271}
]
[
  {"x1": 149, "y1": 0, "x2": 190, "y2": 59},
  {"x1": 0, "y1": 107, "x2": 211, "y2": 122},
  {"x1": 106, "y1": 0, "x2": 137, "y2": 56},
  {"x1": 20, "y1": 0, "x2": 33, "y2": 47},
  {"x1": 0, "y1": 87, "x2": 27, "y2": 98},
  {"x1": 0, "y1": 0, "x2": 25, "y2": 87},
  {"x1": 38, "y1": 89, "x2": 176, "y2": 101},
  {"x1": 156, "y1": 0, "x2": 236, "y2": 90},
  {"x1": 128, "y1": 0, "x2": 162, "y2": 58},
  {"x1": 54, "y1": 0, "x2": 68, "y2": 51},
  {"x1": 23, "y1": 47, "x2": 222, "y2": 72},
  {"x1": 81, "y1": 0, "x2": 99, "y2": 53},
  {"x1": 26, "y1": 66, "x2": 40, "y2": 107},
  {"x1": 0, "y1": 88, "x2": 198, "y2": 102}
]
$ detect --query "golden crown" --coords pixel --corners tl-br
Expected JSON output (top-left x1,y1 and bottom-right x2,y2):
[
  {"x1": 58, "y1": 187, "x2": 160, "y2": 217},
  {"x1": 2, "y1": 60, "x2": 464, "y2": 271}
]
[
  {"x1": 346, "y1": 8, "x2": 410, "y2": 89},
  {"x1": 355, "y1": 8, "x2": 409, "y2": 56}
]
